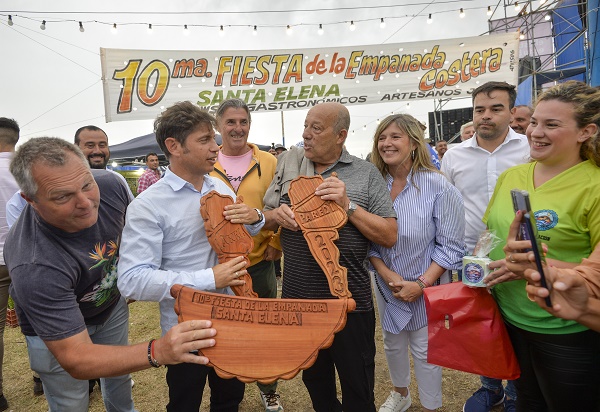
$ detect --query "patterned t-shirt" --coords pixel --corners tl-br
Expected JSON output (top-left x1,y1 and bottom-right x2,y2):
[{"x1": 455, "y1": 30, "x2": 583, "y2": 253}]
[{"x1": 5, "y1": 170, "x2": 130, "y2": 340}]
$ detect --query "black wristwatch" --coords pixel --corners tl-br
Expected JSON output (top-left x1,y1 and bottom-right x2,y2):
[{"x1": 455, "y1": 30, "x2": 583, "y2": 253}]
[{"x1": 250, "y1": 208, "x2": 264, "y2": 225}]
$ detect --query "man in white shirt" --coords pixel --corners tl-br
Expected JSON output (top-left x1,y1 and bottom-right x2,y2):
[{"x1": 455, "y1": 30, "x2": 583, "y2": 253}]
[
  {"x1": 0, "y1": 117, "x2": 20, "y2": 411},
  {"x1": 440, "y1": 81, "x2": 530, "y2": 412}
]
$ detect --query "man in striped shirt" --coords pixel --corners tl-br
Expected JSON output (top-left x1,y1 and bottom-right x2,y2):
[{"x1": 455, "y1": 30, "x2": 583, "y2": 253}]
[{"x1": 263, "y1": 102, "x2": 397, "y2": 412}]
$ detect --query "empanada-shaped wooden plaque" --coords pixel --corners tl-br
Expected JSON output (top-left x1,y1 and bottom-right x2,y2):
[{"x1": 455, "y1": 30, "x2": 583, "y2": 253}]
[
  {"x1": 171, "y1": 284, "x2": 356, "y2": 384},
  {"x1": 200, "y1": 191, "x2": 257, "y2": 298},
  {"x1": 289, "y1": 175, "x2": 351, "y2": 299}
]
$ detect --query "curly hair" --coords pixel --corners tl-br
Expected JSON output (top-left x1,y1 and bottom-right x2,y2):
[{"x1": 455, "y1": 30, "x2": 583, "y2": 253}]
[{"x1": 154, "y1": 102, "x2": 216, "y2": 159}]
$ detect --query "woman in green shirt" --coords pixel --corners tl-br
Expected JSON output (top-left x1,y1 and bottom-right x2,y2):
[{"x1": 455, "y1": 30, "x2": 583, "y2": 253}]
[{"x1": 484, "y1": 81, "x2": 600, "y2": 411}]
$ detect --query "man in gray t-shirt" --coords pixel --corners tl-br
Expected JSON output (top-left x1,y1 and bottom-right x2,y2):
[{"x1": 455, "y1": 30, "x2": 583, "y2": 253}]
[{"x1": 4, "y1": 137, "x2": 218, "y2": 412}]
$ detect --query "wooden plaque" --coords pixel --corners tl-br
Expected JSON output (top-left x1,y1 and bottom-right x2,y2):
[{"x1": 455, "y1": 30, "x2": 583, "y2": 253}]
[
  {"x1": 288, "y1": 175, "x2": 352, "y2": 299},
  {"x1": 200, "y1": 191, "x2": 257, "y2": 298},
  {"x1": 171, "y1": 284, "x2": 356, "y2": 384}
]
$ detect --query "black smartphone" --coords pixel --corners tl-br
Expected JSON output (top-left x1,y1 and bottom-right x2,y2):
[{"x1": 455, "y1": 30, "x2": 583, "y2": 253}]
[{"x1": 510, "y1": 189, "x2": 552, "y2": 307}]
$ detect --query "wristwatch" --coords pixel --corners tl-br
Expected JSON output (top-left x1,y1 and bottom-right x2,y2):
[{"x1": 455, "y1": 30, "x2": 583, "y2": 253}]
[
  {"x1": 250, "y1": 208, "x2": 264, "y2": 225},
  {"x1": 347, "y1": 201, "x2": 357, "y2": 217}
]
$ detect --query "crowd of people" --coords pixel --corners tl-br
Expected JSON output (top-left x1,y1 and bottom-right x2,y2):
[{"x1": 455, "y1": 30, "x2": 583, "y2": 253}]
[{"x1": 0, "y1": 79, "x2": 599, "y2": 412}]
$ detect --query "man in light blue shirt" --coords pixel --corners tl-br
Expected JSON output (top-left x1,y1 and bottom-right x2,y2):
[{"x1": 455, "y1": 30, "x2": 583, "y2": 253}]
[{"x1": 118, "y1": 102, "x2": 264, "y2": 412}]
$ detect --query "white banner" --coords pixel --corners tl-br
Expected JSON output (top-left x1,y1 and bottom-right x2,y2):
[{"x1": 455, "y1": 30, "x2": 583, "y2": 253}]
[{"x1": 101, "y1": 32, "x2": 519, "y2": 122}]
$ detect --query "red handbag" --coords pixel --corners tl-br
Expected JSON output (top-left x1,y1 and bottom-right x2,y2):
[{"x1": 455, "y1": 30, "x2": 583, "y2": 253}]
[{"x1": 423, "y1": 282, "x2": 520, "y2": 380}]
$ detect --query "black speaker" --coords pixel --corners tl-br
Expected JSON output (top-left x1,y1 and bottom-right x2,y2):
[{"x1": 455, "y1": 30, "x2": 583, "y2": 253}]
[{"x1": 428, "y1": 107, "x2": 472, "y2": 141}]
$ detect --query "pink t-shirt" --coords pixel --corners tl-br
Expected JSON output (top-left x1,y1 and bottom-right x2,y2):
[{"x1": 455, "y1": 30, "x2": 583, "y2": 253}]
[{"x1": 217, "y1": 150, "x2": 253, "y2": 192}]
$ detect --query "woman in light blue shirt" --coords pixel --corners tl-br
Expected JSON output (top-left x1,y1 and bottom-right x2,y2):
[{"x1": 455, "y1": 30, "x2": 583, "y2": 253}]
[{"x1": 369, "y1": 114, "x2": 465, "y2": 412}]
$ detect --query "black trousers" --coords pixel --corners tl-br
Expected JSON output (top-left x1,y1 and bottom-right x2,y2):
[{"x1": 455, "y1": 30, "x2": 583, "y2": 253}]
[
  {"x1": 302, "y1": 309, "x2": 376, "y2": 412},
  {"x1": 166, "y1": 363, "x2": 244, "y2": 412},
  {"x1": 506, "y1": 322, "x2": 600, "y2": 412}
]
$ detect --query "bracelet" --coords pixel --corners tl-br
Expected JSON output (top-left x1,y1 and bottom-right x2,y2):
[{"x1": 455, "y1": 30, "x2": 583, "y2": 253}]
[
  {"x1": 415, "y1": 279, "x2": 426, "y2": 290},
  {"x1": 418, "y1": 275, "x2": 432, "y2": 288},
  {"x1": 148, "y1": 339, "x2": 160, "y2": 368}
]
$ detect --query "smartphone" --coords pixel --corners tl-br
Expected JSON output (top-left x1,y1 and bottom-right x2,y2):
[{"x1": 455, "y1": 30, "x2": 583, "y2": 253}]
[{"x1": 510, "y1": 189, "x2": 552, "y2": 307}]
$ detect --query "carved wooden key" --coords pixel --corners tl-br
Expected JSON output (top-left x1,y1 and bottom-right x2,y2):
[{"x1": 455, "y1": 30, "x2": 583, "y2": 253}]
[
  {"x1": 200, "y1": 191, "x2": 257, "y2": 298},
  {"x1": 288, "y1": 174, "x2": 352, "y2": 299},
  {"x1": 171, "y1": 181, "x2": 356, "y2": 384}
]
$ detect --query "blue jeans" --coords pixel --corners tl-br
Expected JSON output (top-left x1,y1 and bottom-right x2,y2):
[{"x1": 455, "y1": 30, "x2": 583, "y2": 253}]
[
  {"x1": 26, "y1": 297, "x2": 136, "y2": 412},
  {"x1": 480, "y1": 376, "x2": 517, "y2": 400}
]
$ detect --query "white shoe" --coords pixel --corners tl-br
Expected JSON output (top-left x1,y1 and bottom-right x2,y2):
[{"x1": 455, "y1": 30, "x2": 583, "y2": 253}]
[
  {"x1": 260, "y1": 391, "x2": 283, "y2": 411},
  {"x1": 379, "y1": 390, "x2": 411, "y2": 412}
]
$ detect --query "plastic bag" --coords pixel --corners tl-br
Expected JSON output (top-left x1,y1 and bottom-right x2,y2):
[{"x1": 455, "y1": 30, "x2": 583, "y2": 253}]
[{"x1": 424, "y1": 282, "x2": 520, "y2": 380}]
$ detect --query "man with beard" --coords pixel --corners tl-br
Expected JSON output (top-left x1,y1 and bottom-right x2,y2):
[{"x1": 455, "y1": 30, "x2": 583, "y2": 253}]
[
  {"x1": 74, "y1": 126, "x2": 134, "y2": 201},
  {"x1": 435, "y1": 140, "x2": 448, "y2": 160},
  {"x1": 510, "y1": 105, "x2": 533, "y2": 134},
  {"x1": 440, "y1": 82, "x2": 530, "y2": 412}
]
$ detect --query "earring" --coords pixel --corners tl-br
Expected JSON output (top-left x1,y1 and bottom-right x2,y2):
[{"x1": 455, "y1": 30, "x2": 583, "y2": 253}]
[{"x1": 411, "y1": 150, "x2": 416, "y2": 160}]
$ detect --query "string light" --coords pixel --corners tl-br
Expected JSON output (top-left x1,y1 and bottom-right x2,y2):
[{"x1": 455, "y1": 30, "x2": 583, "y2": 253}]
[
  {"x1": 253, "y1": 25, "x2": 257, "y2": 35},
  {"x1": 520, "y1": 33, "x2": 525, "y2": 40},
  {"x1": 183, "y1": 24, "x2": 190, "y2": 35},
  {"x1": 286, "y1": 24, "x2": 293, "y2": 35},
  {"x1": 219, "y1": 25, "x2": 225, "y2": 36},
  {"x1": 545, "y1": 13, "x2": 551, "y2": 21},
  {"x1": 7, "y1": 7, "x2": 530, "y2": 35}
]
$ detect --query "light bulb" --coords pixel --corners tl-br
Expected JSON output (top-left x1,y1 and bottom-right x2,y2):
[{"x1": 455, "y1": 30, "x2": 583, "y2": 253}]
[
  {"x1": 459, "y1": 9, "x2": 465, "y2": 18},
  {"x1": 8, "y1": 15, "x2": 13, "y2": 26},
  {"x1": 427, "y1": 14, "x2": 432, "y2": 24},
  {"x1": 349, "y1": 21, "x2": 356, "y2": 31},
  {"x1": 545, "y1": 13, "x2": 551, "y2": 21},
  {"x1": 219, "y1": 25, "x2": 225, "y2": 36},
  {"x1": 253, "y1": 25, "x2": 257, "y2": 35},
  {"x1": 40, "y1": 20, "x2": 46, "y2": 30},
  {"x1": 380, "y1": 18, "x2": 386, "y2": 29},
  {"x1": 286, "y1": 25, "x2": 293, "y2": 35},
  {"x1": 318, "y1": 24, "x2": 324, "y2": 35},
  {"x1": 183, "y1": 24, "x2": 190, "y2": 35},
  {"x1": 147, "y1": 23, "x2": 153, "y2": 34},
  {"x1": 487, "y1": 6, "x2": 492, "y2": 16},
  {"x1": 515, "y1": 2, "x2": 520, "y2": 11},
  {"x1": 79, "y1": 21, "x2": 85, "y2": 32},
  {"x1": 111, "y1": 23, "x2": 117, "y2": 34}
]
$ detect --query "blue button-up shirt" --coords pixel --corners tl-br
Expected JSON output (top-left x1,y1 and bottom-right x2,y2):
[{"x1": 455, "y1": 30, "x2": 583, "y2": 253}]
[
  {"x1": 369, "y1": 169, "x2": 465, "y2": 333},
  {"x1": 118, "y1": 168, "x2": 263, "y2": 335}
]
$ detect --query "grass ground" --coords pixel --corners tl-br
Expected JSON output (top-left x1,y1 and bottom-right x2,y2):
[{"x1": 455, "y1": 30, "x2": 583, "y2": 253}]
[{"x1": 2, "y1": 301, "x2": 502, "y2": 411}]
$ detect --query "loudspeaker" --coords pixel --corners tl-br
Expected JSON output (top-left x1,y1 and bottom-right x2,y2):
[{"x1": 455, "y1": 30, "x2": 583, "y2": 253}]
[{"x1": 428, "y1": 107, "x2": 472, "y2": 141}]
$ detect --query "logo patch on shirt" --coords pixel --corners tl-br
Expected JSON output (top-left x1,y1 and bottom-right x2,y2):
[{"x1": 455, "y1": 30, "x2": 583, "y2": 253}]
[{"x1": 534, "y1": 209, "x2": 558, "y2": 231}]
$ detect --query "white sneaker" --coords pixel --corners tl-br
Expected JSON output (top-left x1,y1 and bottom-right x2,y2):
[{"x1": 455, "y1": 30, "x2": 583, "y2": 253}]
[
  {"x1": 260, "y1": 391, "x2": 283, "y2": 412},
  {"x1": 379, "y1": 390, "x2": 411, "y2": 412}
]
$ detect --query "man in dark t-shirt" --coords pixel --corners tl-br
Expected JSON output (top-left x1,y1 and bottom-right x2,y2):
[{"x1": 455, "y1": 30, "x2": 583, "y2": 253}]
[
  {"x1": 263, "y1": 102, "x2": 397, "y2": 412},
  {"x1": 4, "y1": 137, "x2": 218, "y2": 411}
]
